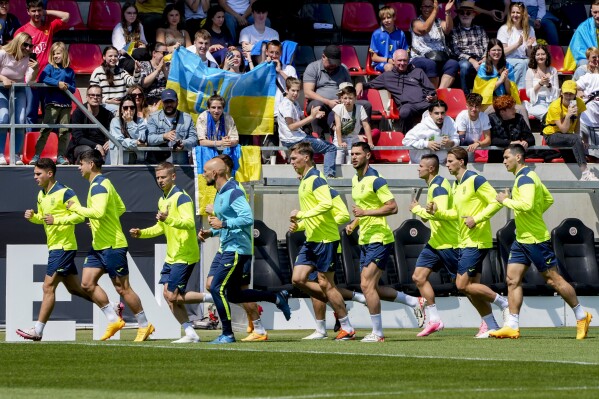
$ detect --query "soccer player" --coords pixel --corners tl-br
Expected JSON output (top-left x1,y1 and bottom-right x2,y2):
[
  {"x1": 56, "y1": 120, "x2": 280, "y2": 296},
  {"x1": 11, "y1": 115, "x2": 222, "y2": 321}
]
[
  {"x1": 67, "y1": 150, "x2": 155, "y2": 342},
  {"x1": 427, "y1": 147, "x2": 509, "y2": 338},
  {"x1": 490, "y1": 144, "x2": 592, "y2": 339},
  {"x1": 129, "y1": 162, "x2": 203, "y2": 343},
  {"x1": 345, "y1": 142, "x2": 425, "y2": 342},
  {"x1": 16, "y1": 158, "x2": 122, "y2": 341},
  {"x1": 198, "y1": 157, "x2": 291, "y2": 344},
  {"x1": 410, "y1": 154, "x2": 459, "y2": 337},
  {"x1": 288, "y1": 142, "x2": 356, "y2": 340}
]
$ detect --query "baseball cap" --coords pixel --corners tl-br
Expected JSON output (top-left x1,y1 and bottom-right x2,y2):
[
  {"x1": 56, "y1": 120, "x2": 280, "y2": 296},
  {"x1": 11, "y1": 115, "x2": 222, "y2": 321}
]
[
  {"x1": 323, "y1": 45, "x2": 341, "y2": 66},
  {"x1": 561, "y1": 80, "x2": 577, "y2": 94},
  {"x1": 161, "y1": 89, "x2": 178, "y2": 102},
  {"x1": 337, "y1": 82, "x2": 354, "y2": 94}
]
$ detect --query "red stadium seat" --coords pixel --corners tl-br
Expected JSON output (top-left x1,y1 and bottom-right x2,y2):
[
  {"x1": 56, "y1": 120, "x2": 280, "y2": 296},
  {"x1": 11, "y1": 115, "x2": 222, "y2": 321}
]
[
  {"x1": 518, "y1": 88, "x2": 530, "y2": 102},
  {"x1": 339, "y1": 45, "x2": 366, "y2": 76},
  {"x1": 341, "y1": 2, "x2": 379, "y2": 33},
  {"x1": 548, "y1": 45, "x2": 573, "y2": 75},
  {"x1": 542, "y1": 136, "x2": 565, "y2": 163},
  {"x1": 373, "y1": 131, "x2": 410, "y2": 163},
  {"x1": 68, "y1": 44, "x2": 103, "y2": 74},
  {"x1": 436, "y1": 88, "x2": 467, "y2": 119},
  {"x1": 87, "y1": 0, "x2": 122, "y2": 31},
  {"x1": 46, "y1": 0, "x2": 86, "y2": 30},
  {"x1": 387, "y1": 2, "x2": 417, "y2": 31},
  {"x1": 365, "y1": 51, "x2": 382, "y2": 77},
  {"x1": 362, "y1": 89, "x2": 386, "y2": 122},
  {"x1": 22, "y1": 132, "x2": 58, "y2": 164}
]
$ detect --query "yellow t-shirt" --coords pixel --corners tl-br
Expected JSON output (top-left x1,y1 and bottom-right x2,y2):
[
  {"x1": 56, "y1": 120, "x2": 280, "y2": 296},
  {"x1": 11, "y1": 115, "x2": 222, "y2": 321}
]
[{"x1": 543, "y1": 97, "x2": 586, "y2": 135}]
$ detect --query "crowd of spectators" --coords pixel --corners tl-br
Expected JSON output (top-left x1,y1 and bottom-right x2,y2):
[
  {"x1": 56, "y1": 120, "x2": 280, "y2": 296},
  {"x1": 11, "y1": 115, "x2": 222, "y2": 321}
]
[{"x1": 0, "y1": 0, "x2": 598, "y2": 180}]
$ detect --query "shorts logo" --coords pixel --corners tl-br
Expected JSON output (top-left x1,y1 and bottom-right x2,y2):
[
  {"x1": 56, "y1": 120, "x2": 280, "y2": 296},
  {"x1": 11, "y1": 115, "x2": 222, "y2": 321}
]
[
  {"x1": 468, "y1": 268, "x2": 475, "y2": 273},
  {"x1": 116, "y1": 267, "x2": 124, "y2": 273},
  {"x1": 224, "y1": 263, "x2": 232, "y2": 267},
  {"x1": 409, "y1": 228, "x2": 418, "y2": 237},
  {"x1": 177, "y1": 284, "x2": 185, "y2": 289},
  {"x1": 569, "y1": 227, "x2": 578, "y2": 236},
  {"x1": 546, "y1": 258, "x2": 553, "y2": 264}
]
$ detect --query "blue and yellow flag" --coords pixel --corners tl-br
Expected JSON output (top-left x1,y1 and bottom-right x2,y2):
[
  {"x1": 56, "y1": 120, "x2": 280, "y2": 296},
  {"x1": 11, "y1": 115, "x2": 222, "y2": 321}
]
[
  {"x1": 564, "y1": 17, "x2": 597, "y2": 73},
  {"x1": 167, "y1": 46, "x2": 277, "y2": 135}
]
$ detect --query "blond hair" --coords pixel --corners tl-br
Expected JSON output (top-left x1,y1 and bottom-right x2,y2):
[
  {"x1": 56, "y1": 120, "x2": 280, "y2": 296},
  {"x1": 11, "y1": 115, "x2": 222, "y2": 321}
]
[
  {"x1": 2, "y1": 32, "x2": 33, "y2": 61},
  {"x1": 47, "y1": 42, "x2": 70, "y2": 68},
  {"x1": 506, "y1": 2, "x2": 530, "y2": 42}
]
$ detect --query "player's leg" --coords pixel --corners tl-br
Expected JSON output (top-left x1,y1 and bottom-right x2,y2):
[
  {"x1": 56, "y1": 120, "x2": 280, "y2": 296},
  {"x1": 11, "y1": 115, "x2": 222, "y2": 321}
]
[
  {"x1": 239, "y1": 263, "x2": 268, "y2": 342},
  {"x1": 360, "y1": 262, "x2": 385, "y2": 342},
  {"x1": 304, "y1": 271, "x2": 329, "y2": 340},
  {"x1": 318, "y1": 270, "x2": 355, "y2": 340},
  {"x1": 292, "y1": 265, "x2": 329, "y2": 302},
  {"x1": 16, "y1": 270, "x2": 61, "y2": 341},
  {"x1": 208, "y1": 251, "x2": 239, "y2": 343},
  {"x1": 163, "y1": 262, "x2": 200, "y2": 343},
  {"x1": 490, "y1": 261, "x2": 526, "y2": 339}
]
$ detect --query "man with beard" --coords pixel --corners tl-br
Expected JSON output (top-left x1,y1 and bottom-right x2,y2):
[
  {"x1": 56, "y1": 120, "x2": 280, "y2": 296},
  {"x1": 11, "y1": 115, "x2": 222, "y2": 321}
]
[
  {"x1": 198, "y1": 157, "x2": 291, "y2": 344},
  {"x1": 345, "y1": 142, "x2": 425, "y2": 342},
  {"x1": 147, "y1": 89, "x2": 197, "y2": 164}
]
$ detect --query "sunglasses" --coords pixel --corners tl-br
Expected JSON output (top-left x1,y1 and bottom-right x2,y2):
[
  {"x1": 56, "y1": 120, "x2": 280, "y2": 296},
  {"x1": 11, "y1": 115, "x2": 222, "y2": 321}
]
[
  {"x1": 156, "y1": 50, "x2": 170, "y2": 56},
  {"x1": 132, "y1": 93, "x2": 143, "y2": 98},
  {"x1": 123, "y1": 105, "x2": 136, "y2": 110},
  {"x1": 22, "y1": 43, "x2": 34, "y2": 49},
  {"x1": 458, "y1": 10, "x2": 473, "y2": 16}
]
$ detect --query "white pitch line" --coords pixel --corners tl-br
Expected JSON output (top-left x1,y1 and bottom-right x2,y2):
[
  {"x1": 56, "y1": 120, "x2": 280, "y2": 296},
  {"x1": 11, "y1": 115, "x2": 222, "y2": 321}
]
[{"x1": 35, "y1": 341, "x2": 599, "y2": 366}]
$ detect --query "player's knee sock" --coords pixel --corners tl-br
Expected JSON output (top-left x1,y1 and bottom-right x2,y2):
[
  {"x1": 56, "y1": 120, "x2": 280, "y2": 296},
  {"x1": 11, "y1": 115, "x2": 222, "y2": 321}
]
[
  {"x1": 34, "y1": 321, "x2": 45, "y2": 336},
  {"x1": 135, "y1": 310, "x2": 149, "y2": 327},
  {"x1": 352, "y1": 291, "x2": 367, "y2": 304},
  {"x1": 203, "y1": 292, "x2": 213, "y2": 303},
  {"x1": 507, "y1": 314, "x2": 519, "y2": 330},
  {"x1": 482, "y1": 313, "x2": 500, "y2": 330},
  {"x1": 252, "y1": 318, "x2": 266, "y2": 335},
  {"x1": 315, "y1": 319, "x2": 326, "y2": 335},
  {"x1": 183, "y1": 321, "x2": 199, "y2": 338},
  {"x1": 493, "y1": 293, "x2": 508, "y2": 310},
  {"x1": 370, "y1": 314, "x2": 383, "y2": 337},
  {"x1": 395, "y1": 291, "x2": 418, "y2": 307},
  {"x1": 572, "y1": 304, "x2": 586, "y2": 320},
  {"x1": 339, "y1": 315, "x2": 354, "y2": 333},
  {"x1": 101, "y1": 303, "x2": 119, "y2": 323},
  {"x1": 427, "y1": 304, "x2": 440, "y2": 323}
]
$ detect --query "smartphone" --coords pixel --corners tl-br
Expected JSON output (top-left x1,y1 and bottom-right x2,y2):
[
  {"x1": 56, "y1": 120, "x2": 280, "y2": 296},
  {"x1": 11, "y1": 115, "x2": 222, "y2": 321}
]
[
  {"x1": 226, "y1": 52, "x2": 234, "y2": 60},
  {"x1": 29, "y1": 53, "x2": 37, "y2": 61}
]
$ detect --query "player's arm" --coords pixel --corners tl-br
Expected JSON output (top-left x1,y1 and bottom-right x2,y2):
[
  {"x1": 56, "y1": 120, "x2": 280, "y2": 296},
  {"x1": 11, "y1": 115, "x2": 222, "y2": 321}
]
[
  {"x1": 27, "y1": 201, "x2": 44, "y2": 224},
  {"x1": 163, "y1": 196, "x2": 196, "y2": 230},
  {"x1": 296, "y1": 178, "x2": 333, "y2": 220},
  {"x1": 502, "y1": 178, "x2": 534, "y2": 212},
  {"x1": 472, "y1": 178, "x2": 503, "y2": 224},
  {"x1": 139, "y1": 222, "x2": 165, "y2": 238},
  {"x1": 222, "y1": 191, "x2": 254, "y2": 229},
  {"x1": 540, "y1": 183, "x2": 554, "y2": 213},
  {"x1": 364, "y1": 178, "x2": 397, "y2": 217},
  {"x1": 54, "y1": 190, "x2": 85, "y2": 225},
  {"x1": 68, "y1": 185, "x2": 108, "y2": 219},
  {"x1": 413, "y1": 186, "x2": 449, "y2": 220},
  {"x1": 331, "y1": 194, "x2": 350, "y2": 225}
]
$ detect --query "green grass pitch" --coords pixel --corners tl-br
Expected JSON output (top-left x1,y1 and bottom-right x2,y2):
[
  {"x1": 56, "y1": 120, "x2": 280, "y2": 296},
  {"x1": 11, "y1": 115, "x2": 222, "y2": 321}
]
[{"x1": 0, "y1": 328, "x2": 597, "y2": 399}]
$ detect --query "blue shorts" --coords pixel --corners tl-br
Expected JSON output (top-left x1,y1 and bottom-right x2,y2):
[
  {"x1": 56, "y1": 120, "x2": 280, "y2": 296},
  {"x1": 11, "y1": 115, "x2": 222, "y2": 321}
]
[
  {"x1": 294, "y1": 241, "x2": 338, "y2": 274},
  {"x1": 415, "y1": 244, "x2": 459, "y2": 276},
  {"x1": 359, "y1": 243, "x2": 393, "y2": 271},
  {"x1": 508, "y1": 240, "x2": 557, "y2": 272},
  {"x1": 47, "y1": 249, "x2": 78, "y2": 277},
  {"x1": 457, "y1": 248, "x2": 489, "y2": 277},
  {"x1": 213, "y1": 251, "x2": 252, "y2": 287},
  {"x1": 83, "y1": 247, "x2": 129, "y2": 279},
  {"x1": 209, "y1": 251, "x2": 252, "y2": 285},
  {"x1": 159, "y1": 262, "x2": 195, "y2": 293}
]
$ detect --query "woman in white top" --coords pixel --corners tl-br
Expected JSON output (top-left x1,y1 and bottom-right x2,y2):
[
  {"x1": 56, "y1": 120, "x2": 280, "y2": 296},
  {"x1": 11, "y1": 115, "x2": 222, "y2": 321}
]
[
  {"x1": 497, "y1": 2, "x2": 536, "y2": 89},
  {"x1": 156, "y1": 4, "x2": 192, "y2": 53},
  {"x1": 112, "y1": 2, "x2": 147, "y2": 55},
  {"x1": 108, "y1": 95, "x2": 148, "y2": 165},
  {"x1": 0, "y1": 32, "x2": 38, "y2": 165},
  {"x1": 524, "y1": 44, "x2": 558, "y2": 120}
]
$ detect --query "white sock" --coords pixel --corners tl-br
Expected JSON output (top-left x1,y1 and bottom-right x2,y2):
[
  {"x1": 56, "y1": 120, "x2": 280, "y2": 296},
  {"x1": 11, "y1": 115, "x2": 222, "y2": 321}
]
[
  {"x1": 101, "y1": 303, "x2": 119, "y2": 323},
  {"x1": 339, "y1": 315, "x2": 354, "y2": 333},
  {"x1": 34, "y1": 321, "x2": 45, "y2": 335},
  {"x1": 507, "y1": 313, "x2": 519, "y2": 329},
  {"x1": 315, "y1": 319, "x2": 326, "y2": 335},
  {"x1": 135, "y1": 310, "x2": 149, "y2": 327},
  {"x1": 352, "y1": 291, "x2": 367, "y2": 305},
  {"x1": 370, "y1": 314, "x2": 383, "y2": 337},
  {"x1": 572, "y1": 304, "x2": 586, "y2": 320},
  {"x1": 203, "y1": 292, "x2": 213, "y2": 303},
  {"x1": 493, "y1": 294, "x2": 509, "y2": 310},
  {"x1": 252, "y1": 318, "x2": 266, "y2": 335},
  {"x1": 182, "y1": 321, "x2": 198, "y2": 338},
  {"x1": 482, "y1": 313, "x2": 500, "y2": 330},
  {"x1": 395, "y1": 291, "x2": 418, "y2": 307},
  {"x1": 427, "y1": 304, "x2": 440, "y2": 323}
]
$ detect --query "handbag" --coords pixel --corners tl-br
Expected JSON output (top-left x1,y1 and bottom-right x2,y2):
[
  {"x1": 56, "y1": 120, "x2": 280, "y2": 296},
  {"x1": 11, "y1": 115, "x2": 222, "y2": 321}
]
[{"x1": 424, "y1": 50, "x2": 449, "y2": 63}]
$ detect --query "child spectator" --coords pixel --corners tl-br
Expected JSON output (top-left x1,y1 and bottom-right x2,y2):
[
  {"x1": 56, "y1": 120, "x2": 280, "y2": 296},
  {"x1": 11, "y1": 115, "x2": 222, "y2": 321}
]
[
  {"x1": 29, "y1": 42, "x2": 74, "y2": 165},
  {"x1": 368, "y1": 5, "x2": 408, "y2": 73}
]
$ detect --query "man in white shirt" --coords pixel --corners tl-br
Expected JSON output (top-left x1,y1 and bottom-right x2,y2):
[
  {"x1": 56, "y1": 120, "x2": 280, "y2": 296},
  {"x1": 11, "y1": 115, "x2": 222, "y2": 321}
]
[
  {"x1": 239, "y1": 0, "x2": 278, "y2": 63},
  {"x1": 455, "y1": 93, "x2": 491, "y2": 162},
  {"x1": 186, "y1": 29, "x2": 219, "y2": 68},
  {"x1": 403, "y1": 100, "x2": 459, "y2": 164}
]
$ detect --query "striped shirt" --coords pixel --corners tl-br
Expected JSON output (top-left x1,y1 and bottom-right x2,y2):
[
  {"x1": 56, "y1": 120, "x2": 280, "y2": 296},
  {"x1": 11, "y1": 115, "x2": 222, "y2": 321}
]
[{"x1": 89, "y1": 66, "x2": 140, "y2": 105}]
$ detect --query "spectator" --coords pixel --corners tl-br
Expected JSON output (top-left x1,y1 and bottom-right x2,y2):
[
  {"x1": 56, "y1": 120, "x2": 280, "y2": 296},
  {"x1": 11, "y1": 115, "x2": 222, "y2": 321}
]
[
  {"x1": 574, "y1": 47, "x2": 599, "y2": 81},
  {"x1": 218, "y1": 0, "x2": 261, "y2": 43},
  {"x1": 67, "y1": 85, "x2": 113, "y2": 164},
  {"x1": 449, "y1": 1, "x2": 489, "y2": 94},
  {"x1": 108, "y1": 95, "x2": 148, "y2": 165},
  {"x1": 205, "y1": 5, "x2": 233, "y2": 65},
  {"x1": 524, "y1": 44, "x2": 558, "y2": 120},
  {"x1": 564, "y1": 0, "x2": 599, "y2": 71},
  {"x1": 525, "y1": 0, "x2": 560, "y2": 46},
  {"x1": 139, "y1": 42, "x2": 169, "y2": 106},
  {"x1": 331, "y1": 83, "x2": 374, "y2": 165},
  {"x1": 156, "y1": 4, "x2": 192, "y2": 54},
  {"x1": 277, "y1": 77, "x2": 336, "y2": 178},
  {"x1": 239, "y1": 0, "x2": 278, "y2": 64},
  {"x1": 30, "y1": 42, "x2": 74, "y2": 166},
  {"x1": 90, "y1": 46, "x2": 141, "y2": 113},
  {"x1": 186, "y1": 30, "x2": 219, "y2": 68},
  {"x1": 368, "y1": 5, "x2": 408, "y2": 73},
  {"x1": 403, "y1": 100, "x2": 459, "y2": 164},
  {"x1": 569, "y1": 76, "x2": 599, "y2": 171},
  {"x1": 488, "y1": 95, "x2": 534, "y2": 163},
  {"x1": 0, "y1": 32, "x2": 37, "y2": 165},
  {"x1": 197, "y1": 93, "x2": 239, "y2": 150},
  {"x1": 182, "y1": 0, "x2": 210, "y2": 40},
  {"x1": 497, "y1": 2, "x2": 535, "y2": 89},
  {"x1": 128, "y1": 84, "x2": 151, "y2": 119},
  {"x1": 303, "y1": 45, "x2": 372, "y2": 136},
  {"x1": 410, "y1": 0, "x2": 459, "y2": 89},
  {"x1": 112, "y1": 2, "x2": 148, "y2": 75},
  {"x1": 135, "y1": 0, "x2": 166, "y2": 44},
  {"x1": 265, "y1": 40, "x2": 296, "y2": 115},
  {"x1": 356, "y1": 49, "x2": 436, "y2": 133},
  {"x1": 474, "y1": 39, "x2": 516, "y2": 107},
  {"x1": 0, "y1": 0, "x2": 21, "y2": 46},
  {"x1": 15, "y1": 0, "x2": 68, "y2": 127},
  {"x1": 471, "y1": 0, "x2": 510, "y2": 32},
  {"x1": 455, "y1": 93, "x2": 491, "y2": 162},
  {"x1": 221, "y1": 46, "x2": 251, "y2": 72},
  {"x1": 147, "y1": 89, "x2": 197, "y2": 164}
]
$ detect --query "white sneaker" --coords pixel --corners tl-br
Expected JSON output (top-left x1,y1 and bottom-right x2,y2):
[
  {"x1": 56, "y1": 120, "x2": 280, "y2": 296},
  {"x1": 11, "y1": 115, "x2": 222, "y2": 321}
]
[
  {"x1": 302, "y1": 331, "x2": 328, "y2": 340},
  {"x1": 581, "y1": 170, "x2": 599, "y2": 181},
  {"x1": 361, "y1": 333, "x2": 385, "y2": 342},
  {"x1": 14, "y1": 156, "x2": 23, "y2": 165},
  {"x1": 474, "y1": 329, "x2": 496, "y2": 339},
  {"x1": 171, "y1": 335, "x2": 200, "y2": 343},
  {"x1": 0, "y1": 156, "x2": 7, "y2": 165}
]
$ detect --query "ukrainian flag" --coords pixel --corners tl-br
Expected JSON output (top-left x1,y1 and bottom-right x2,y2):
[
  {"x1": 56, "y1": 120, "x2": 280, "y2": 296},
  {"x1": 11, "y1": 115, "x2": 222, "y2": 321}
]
[
  {"x1": 564, "y1": 17, "x2": 597, "y2": 73},
  {"x1": 167, "y1": 46, "x2": 277, "y2": 135}
]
